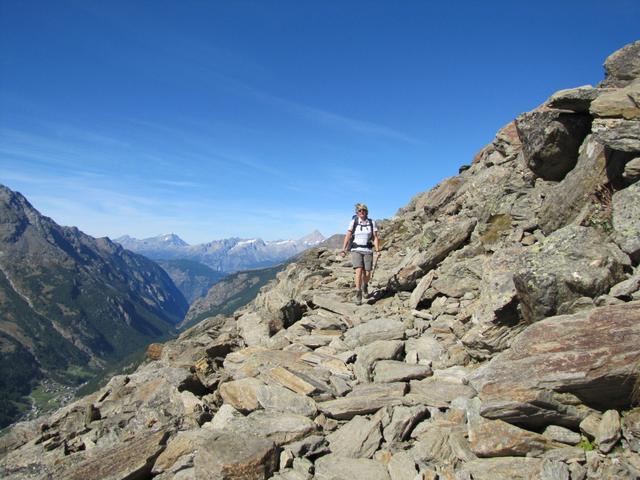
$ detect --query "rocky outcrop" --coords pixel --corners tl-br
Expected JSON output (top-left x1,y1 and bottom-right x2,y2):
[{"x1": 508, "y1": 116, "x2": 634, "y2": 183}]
[{"x1": 2, "y1": 41, "x2": 640, "y2": 480}]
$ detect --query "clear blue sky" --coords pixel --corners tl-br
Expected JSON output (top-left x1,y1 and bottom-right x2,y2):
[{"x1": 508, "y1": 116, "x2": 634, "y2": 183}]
[{"x1": 1, "y1": 1, "x2": 638, "y2": 244}]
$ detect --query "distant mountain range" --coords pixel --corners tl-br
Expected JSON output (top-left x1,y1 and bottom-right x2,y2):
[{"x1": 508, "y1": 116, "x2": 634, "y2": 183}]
[
  {"x1": 115, "y1": 230, "x2": 326, "y2": 273},
  {"x1": 0, "y1": 184, "x2": 188, "y2": 427}
]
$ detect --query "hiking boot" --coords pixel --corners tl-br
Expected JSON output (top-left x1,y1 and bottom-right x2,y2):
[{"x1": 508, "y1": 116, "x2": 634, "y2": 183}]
[
  {"x1": 362, "y1": 283, "x2": 369, "y2": 298},
  {"x1": 354, "y1": 289, "x2": 362, "y2": 305}
]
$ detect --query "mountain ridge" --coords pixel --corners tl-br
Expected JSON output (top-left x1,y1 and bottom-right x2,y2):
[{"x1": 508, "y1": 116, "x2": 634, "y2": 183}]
[{"x1": 115, "y1": 230, "x2": 326, "y2": 273}]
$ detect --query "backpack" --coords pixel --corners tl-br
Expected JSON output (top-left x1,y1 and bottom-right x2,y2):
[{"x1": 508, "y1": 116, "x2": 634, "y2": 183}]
[{"x1": 349, "y1": 215, "x2": 374, "y2": 250}]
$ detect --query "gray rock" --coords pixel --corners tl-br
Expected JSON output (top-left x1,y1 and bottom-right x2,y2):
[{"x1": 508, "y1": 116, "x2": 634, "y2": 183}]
[
  {"x1": 542, "y1": 425, "x2": 581, "y2": 445},
  {"x1": 343, "y1": 318, "x2": 405, "y2": 348},
  {"x1": 223, "y1": 410, "x2": 317, "y2": 446},
  {"x1": 596, "y1": 409, "x2": 621, "y2": 453},
  {"x1": 540, "y1": 446, "x2": 586, "y2": 464},
  {"x1": 540, "y1": 459, "x2": 570, "y2": 480},
  {"x1": 314, "y1": 454, "x2": 391, "y2": 480},
  {"x1": 317, "y1": 383, "x2": 406, "y2": 420},
  {"x1": 410, "y1": 425, "x2": 459, "y2": 467},
  {"x1": 327, "y1": 415, "x2": 383, "y2": 458},
  {"x1": 515, "y1": 109, "x2": 592, "y2": 181},
  {"x1": 457, "y1": 457, "x2": 543, "y2": 480},
  {"x1": 406, "y1": 377, "x2": 476, "y2": 408},
  {"x1": 219, "y1": 377, "x2": 264, "y2": 413},
  {"x1": 387, "y1": 451, "x2": 418, "y2": 480},
  {"x1": 591, "y1": 81, "x2": 640, "y2": 119},
  {"x1": 592, "y1": 118, "x2": 640, "y2": 152},
  {"x1": 513, "y1": 226, "x2": 630, "y2": 323},
  {"x1": 470, "y1": 302, "x2": 640, "y2": 428},
  {"x1": 354, "y1": 340, "x2": 404, "y2": 382},
  {"x1": 622, "y1": 156, "x2": 640, "y2": 183},
  {"x1": 538, "y1": 136, "x2": 608, "y2": 234},
  {"x1": 389, "y1": 217, "x2": 476, "y2": 291},
  {"x1": 173, "y1": 430, "x2": 277, "y2": 480},
  {"x1": 256, "y1": 384, "x2": 318, "y2": 417},
  {"x1": 613, "y1": 181, "x2": 640, "y2": 262},
  {"x1": 602, "y1": 40, "x2": 640, "y2": 88},
  {"x1": 622, "y1": 408, "x2": 640, "y2": 452},
  {"x1": 548, "y1": 85, "x2": 599, "y2": 112},
  {"x1": 382, "y1": 405, "x2": 430, "y2": 443},
  {"x1": 373, "y1": 360, "x2": 431, "y2": 383},
  {"x1": 579, "y1": 412, "x2": 602, "y2": 440}
]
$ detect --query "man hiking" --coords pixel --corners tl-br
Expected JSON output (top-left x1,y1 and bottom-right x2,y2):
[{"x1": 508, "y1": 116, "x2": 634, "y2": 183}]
[{"x1": 340, "y1": 203, "x2": 381, "y2": 305}]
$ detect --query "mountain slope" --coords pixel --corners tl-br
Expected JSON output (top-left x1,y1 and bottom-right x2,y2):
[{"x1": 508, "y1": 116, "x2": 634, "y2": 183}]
[
  {"x1": 0, "y1": 185, "x2": 189, "y2": 427},
  {"x1": 2, "y1": 41, "x2": 639, "y2": 479},
  {"x1": 156, "y1": 259, "x2": 227, "y2": 304}
]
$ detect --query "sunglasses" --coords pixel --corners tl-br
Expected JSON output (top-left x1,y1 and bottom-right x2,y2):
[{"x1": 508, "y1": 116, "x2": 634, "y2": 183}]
[{"x1": 357, "y1": 209, "x2": 367, "y2": 213}]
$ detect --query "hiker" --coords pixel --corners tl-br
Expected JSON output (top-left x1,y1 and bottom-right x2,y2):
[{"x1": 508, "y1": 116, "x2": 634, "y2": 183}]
[{"x1": 340, "y1": 203, "x2": 381, "y2": 305}]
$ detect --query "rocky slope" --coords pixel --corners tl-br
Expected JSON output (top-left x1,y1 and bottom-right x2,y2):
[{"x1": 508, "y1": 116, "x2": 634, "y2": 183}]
[
  {"x1": 156, "y1": 259, "x2": 227, "y2": 304},
  {"x1": 0, "y1": 186, "x2": 189, "y2": 427},
  {"x1": 2, "y1": 41, "x2": 640, "y2": 480},
  {"x1": 116, "y1": 230, "x2": 326, "y2": 273}
]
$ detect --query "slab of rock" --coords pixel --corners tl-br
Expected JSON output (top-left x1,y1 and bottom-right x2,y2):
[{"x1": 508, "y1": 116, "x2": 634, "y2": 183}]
[
  {"x1": 457, "y1": 457, "x2": 543, "y2": 480},
  {"x1": 409, "y1": 270, "x2": 435, "y2": 309},
  {"x1": 405, "y1": 335, "x2": 446, "y2": 367},
  {"x1": 470, "y1": 302, "x2": 640, "y2": 427},
  {"x1": 602, "y1": 40, "x2": 640, "y2": 88},
  {"x1": 613, "y1": 181, "x2": 640, "y2": 262},
  {"x1": 256, "y1": 384, "x2": 318, "y2": 417},
  {"x1": 354, "y1": 340, "x2": 404, "y2": 382},
  {"x1": 623, "y1": 156, "x2": 640, "y2": 182},
  {"x1": 327, "y1": 415, "x2": 383, "y2": 458},
  {"x1": 515, "y1": 109, "x2": 592, "y2": 181},
  {"x1": 542, "y1": 425, "x2": 581, "y2": 445},
  {"x1": 219, "y1": 377, "x2": 264, "y2": 413},
  {"x1": 540, "y1": 459, "x2": 570, "y2": 480},
  {"x1": 153, "y1": 430, "x2": 278, "y2": 479},
  {"x1": 538, "y1": 136, "x2": 608, "y2": 234},
  {"x1": 592, "y1": 118, "x2": 640, "y2": 152},
  {"x1": 387, "y1": 451, "x2": 418, "y2": 480},
  {"x1": 343, "y1": 318, "x2": 405, "y2": 348},
  {"x1": 374, "y1": 360, "x2": 431, "y2": 383},
  {"x1": 469, "y1": 418, "x2": 561, "y2": 457},
  {"x1": 223, "y1": 410, "x2": 317, "y2": 446},
  {"x1": 513, "y1": 226, "x2": 630, "y2": 323},
  {"x1": 388, "y1": 217, "x2": 476, "y2": 291},
  {"x1": 548, "y1": 85, "x2": 599, "y2": 112},
  {"x1": 30, "y1": 428, "x2": 171, "y2": 480},
  {"x1": 312, "y1": 294, "x2": 359, "y2": 324},
  {"x1": 591, "y1": 81, "x2": 640, "y2": 119},
  {"x1": 383, "y1": 405, "x2": 430, "y2": 443},
  {"x1": 596, "y1": 409, "x2": 622, "y2": 453},
  {"x1": 314, "y1": 454, "x2": 391, "y2": 480},
  {"x1": 317, "y1": 384, "x2": 406, "y2": 420},
  {"x1": 406, "y1": 377, "x2": 476, "y2": 408},
  {"x1": 622, "y1": 408, "x2": 640, "y2": 452}
]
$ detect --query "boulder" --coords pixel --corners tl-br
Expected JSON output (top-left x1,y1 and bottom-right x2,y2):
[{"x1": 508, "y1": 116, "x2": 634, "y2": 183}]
[
  {"x1": 373, "y1": 360, "x2": 432, "y2": 383},
  {"x1": 343, "y1": 318, "x2": 405, "y2": 348},
  {"x1": 515, "y1": 109, "x2": 592, "y2": 181},
  {"x1": 153, "y1": 430, "x2": 278, "y2": 480},
  {"x1": 389, "y1": 217, "x2": 476, "y2": 291},
  {"x1": 596, "y1": 409, "x2": 622, "y2": 453},
  {"x1": 590, "y1": 80, "x2": 640, "y2": 119},
  {"x1": 382, "y1": 405, "x2": 430, "y2": 443},
  {"x1": 406, "y1": 377, "x2": 476, "y2": 408},
  {"x1": 601, "y1": 40, "x2": 640, "y2": 88},
  {"x1": 538, "y1": 136, "x2": 608, "y2": 234},
  {"x1": 592, "y1": 118, "x2": 640, "y2": 152},
  {"x1": 622, "y1": 156, "x2": 640, "y2": 183},
  {"x1": 457, "y1": 457, "x2": 542, "y2": 480},
  {"x1": 470, "y1": 302, "x2": 640, "y2": 427},
  {"x1": 548, "y1": 85, "x2": 599, "y2": 112},
  {"x1": 219, "y1": 377, "x2": 264, "y2": 413},
  {"x1": 326, "y1": 415, "x2": 383, "y2": 458},
  {"x1": 513, "y1": 226, "x2": 630, "y2": 323},
  {"x1": 612, "y1": 181, "x2": 640, "y2": 262},
  {"x1": 314, "y1": 454, "x2": 391, "y2": 480},
  {"x1": 317, "y1": 383, "x2": 406, "y2": 420}
]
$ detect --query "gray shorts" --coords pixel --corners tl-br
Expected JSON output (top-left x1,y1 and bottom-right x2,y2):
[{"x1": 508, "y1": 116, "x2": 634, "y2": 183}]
[{"x1": 351, "y1": 251, "x2": 373, "y2": 271}]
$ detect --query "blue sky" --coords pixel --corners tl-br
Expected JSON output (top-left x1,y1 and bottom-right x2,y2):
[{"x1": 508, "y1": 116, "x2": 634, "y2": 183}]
[{"x1": 1, "y1": 1, "x2": 638, "y2": 244}]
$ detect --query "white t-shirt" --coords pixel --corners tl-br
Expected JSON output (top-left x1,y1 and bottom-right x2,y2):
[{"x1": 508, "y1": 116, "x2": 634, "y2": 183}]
[{"x1": 347, "y1": 217, "x2": 377, "y2": 253}]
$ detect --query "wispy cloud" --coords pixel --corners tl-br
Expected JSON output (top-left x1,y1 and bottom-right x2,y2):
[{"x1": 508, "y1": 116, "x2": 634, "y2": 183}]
[{"x1": 239, "y1": 86, "x2": 423, "y2": 144}]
